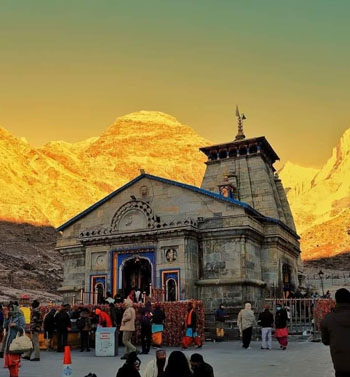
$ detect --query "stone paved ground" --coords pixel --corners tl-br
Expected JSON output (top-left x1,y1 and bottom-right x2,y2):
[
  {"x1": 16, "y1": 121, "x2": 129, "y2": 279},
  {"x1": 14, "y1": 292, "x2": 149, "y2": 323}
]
[{"x1": 5, "y1": 340, "x2": 334, "y2": 377}]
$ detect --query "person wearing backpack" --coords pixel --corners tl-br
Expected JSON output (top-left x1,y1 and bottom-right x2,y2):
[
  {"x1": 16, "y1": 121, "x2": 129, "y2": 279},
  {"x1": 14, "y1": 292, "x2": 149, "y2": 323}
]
[
  {"x1": 140, "y1": 302, "x2": 153, "y2": 354},
  {"x1": 77, "y1": 308, "x2": 92, "y2": 352}
]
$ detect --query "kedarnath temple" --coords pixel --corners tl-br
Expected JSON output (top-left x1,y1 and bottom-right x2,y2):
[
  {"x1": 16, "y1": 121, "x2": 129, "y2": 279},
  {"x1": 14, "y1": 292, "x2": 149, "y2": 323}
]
[{"x1": 56, "y1": 110, "x2": 301, "y2": 309}]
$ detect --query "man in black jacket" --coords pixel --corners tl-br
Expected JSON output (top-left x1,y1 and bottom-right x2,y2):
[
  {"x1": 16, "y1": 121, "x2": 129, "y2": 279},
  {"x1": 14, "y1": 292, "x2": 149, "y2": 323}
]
[
  {"x1": 321, "y1": 288, "x2": 350, "y2": 377},
  {"x1": 55, "y1": 304, "x2": 72, "y2": 352},
  {"x1": 258, "y1": 304, "x2": 274, "y2": 350},
  {"x1": 190, "y1": 353, "x2": 214, "y2": 377}
]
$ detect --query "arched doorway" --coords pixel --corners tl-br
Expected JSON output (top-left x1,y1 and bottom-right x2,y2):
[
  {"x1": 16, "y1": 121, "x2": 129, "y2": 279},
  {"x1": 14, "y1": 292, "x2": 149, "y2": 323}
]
[
  {"x1": 95, "y1": 283, "x2": 105, "y2": 304},
  {"x1": 166, "y1": 278, "x2": 177, "y2": 301},
  {"x1": 282, "y1": 264, "x2": 292, "y2": 298},
  {"x1": 122, "y1": 257, "x2": 152, "y2": 297}
]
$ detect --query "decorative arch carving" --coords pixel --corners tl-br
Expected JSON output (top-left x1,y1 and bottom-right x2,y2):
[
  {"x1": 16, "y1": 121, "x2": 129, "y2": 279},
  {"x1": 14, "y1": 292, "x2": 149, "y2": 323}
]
[{"x1": 111, "y1": 200, "x2": 155, "y2": 231}]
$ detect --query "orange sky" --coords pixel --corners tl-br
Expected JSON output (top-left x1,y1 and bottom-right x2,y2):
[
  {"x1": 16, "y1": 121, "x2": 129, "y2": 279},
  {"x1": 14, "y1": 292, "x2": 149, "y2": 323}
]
[{"x1": 1, "y1": 1, "x2": 349, "y2": 168}]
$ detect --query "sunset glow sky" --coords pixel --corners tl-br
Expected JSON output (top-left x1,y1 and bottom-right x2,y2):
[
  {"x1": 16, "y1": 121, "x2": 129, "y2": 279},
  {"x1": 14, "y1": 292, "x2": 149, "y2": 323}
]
[{"x1": 1, "y1": 0, "x2": 349, "y2": 167}]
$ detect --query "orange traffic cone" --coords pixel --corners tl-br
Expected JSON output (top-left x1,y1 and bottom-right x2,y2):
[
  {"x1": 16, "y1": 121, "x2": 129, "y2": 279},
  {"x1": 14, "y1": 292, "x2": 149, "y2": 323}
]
[{"x1": 62, "y1": 346, "x2": 73, "y2": 377}]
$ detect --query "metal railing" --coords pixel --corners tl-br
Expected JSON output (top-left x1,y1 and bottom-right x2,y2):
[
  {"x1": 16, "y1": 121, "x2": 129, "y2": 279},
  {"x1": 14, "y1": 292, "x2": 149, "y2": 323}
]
[{"x1": 264, "y1": 298, "x2": 318, "y2": 333}]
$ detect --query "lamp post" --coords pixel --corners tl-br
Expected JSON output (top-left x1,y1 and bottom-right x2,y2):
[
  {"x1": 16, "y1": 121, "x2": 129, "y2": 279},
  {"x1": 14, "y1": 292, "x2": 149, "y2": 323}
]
[{"x1": 318, "y1": 270, "x2": 325, "y2": 297}]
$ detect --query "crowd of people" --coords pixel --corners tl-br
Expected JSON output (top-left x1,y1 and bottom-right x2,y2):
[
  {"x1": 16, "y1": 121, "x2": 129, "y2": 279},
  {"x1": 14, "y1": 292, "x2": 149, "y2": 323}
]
[
  {"x1": 0, "y1": 287, "x2": 349, "y2": 377},
  {"x1": 216, "y1": 301, "x2": 289, "y2": 350},
  {"x1": 116, "y1": 350, "x2": 213, "y2": 377}
]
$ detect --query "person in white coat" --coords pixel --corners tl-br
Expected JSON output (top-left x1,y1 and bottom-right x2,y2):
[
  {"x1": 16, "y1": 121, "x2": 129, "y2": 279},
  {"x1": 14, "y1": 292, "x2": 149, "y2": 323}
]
[
  {"x1": 237, "y1": 302, "x2": 255, "y2": 349},
  {"x1": 144, "y1": 349, "x2": 167, "y2": 377}
]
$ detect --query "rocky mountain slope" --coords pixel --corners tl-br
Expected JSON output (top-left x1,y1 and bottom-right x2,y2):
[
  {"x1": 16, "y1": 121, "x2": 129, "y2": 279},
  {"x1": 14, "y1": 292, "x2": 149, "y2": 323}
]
[
  {"x1": 0, "y1": 221, "x2": 62, "y2": 302},
  {"x1": 280, "y1": 128, "x2": 350, "y2": 260}
]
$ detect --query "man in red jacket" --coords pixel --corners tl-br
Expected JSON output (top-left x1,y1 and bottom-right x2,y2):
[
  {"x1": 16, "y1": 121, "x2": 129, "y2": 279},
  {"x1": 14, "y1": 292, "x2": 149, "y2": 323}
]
[{"x1": 95, "y1": 308, "x2": 113, "y2": 328}]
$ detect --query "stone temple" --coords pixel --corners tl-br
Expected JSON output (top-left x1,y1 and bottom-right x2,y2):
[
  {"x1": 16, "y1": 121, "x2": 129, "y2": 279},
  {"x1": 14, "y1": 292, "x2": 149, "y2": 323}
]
[{"x1": 57, "y1": 113, "x2": 301, "y2": 310}]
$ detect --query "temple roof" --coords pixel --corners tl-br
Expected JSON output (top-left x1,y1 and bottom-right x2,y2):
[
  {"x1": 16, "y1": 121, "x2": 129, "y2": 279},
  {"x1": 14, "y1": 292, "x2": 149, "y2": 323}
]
[
  {"x1": 57, "y1": 173, "x2": 298, "y2": 238},
  {"x1": 200, "y1": 136, "x2": 280, "y2": 164}
]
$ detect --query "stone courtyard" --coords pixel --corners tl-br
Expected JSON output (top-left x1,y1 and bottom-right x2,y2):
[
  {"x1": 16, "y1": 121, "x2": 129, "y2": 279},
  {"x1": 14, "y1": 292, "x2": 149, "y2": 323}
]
[{"x1": 13, "y1": 340, "x2": 334, "y2": 377}]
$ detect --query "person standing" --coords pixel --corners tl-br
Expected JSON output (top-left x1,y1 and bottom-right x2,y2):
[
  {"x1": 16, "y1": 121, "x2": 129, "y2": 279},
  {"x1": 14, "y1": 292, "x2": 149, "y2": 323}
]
[
  {"x1": 182, "y1": 302, "x2": 202, "y2": 349},
  {"x1": 140, "y1": 302, "x2": 153, "y2": 354},
  {"x1": 190, "y1": 353, "x2": 214, "y2": 377},
  {"x1": 116, "y1": 351, "x2": 141, "y2": 377},
  {"x1": 152, "y1": 304, "x2": 166, "y2": 347},
  {"x1": 109, "y1": 303, "x2": 118, "y2": 328},
  {"x1": 321, "y1": 288, "x2": 350, "y2": 377},
  {"x1": 43, "y1": 308, "x2": 56, "y2": 351},
  {"x1": 274, "y1": 302, "x2": 288, "y2": 350},
  {"x1": 215, "y1": 304, "x2": 226, "y2": 342},
  {"x1": 237, "y1": 302, "x2": 255, "y2": 349},
  {"x1": 120, "y1": 297, "x2": 137, "y2": 359},
  {"x1": 3, "y1": 301, "x2": 26, "y2": 377},
  {"x1": 258, "y1": 304, "x2": 274, "y2": 350},
  {"x1": 54, "y1": 304, "x2": 72, "y2": 352},
  {"x1": 77, "y1": 308, "x2": 92, "y2": 352},
  {"x1": 144, "y1": 349, "x2": 167, "y2": 377},
  {"x1": 23, "y1": 300, "x2": 42, "y2": 361}
]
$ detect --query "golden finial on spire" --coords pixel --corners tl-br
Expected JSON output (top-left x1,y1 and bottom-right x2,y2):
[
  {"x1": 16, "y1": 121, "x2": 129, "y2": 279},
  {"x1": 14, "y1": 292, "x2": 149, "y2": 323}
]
[{"x1": 235, "y1": 105, "x2": 246, "y2": 141}]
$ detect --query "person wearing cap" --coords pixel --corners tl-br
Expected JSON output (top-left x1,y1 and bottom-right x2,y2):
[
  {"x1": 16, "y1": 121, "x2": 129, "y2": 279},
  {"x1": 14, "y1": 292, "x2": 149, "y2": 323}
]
[
  {"x1": 258, "y1": 304, "x2": 274, "y2": 350},
  {"x1": 116, "y1": 351, "x2": 141, "y2": 377},
  {"x1": 321, "y1": 288, "x2": 350, "y2": 377},
  {"x1": 120, "y1": 297, "x2": 137, "y2": 359},
  {"x1": 215, "y1": 304, "x2": 226, "y2": 342},
  {"x1": 23, "y1": 300, "x2": 42, "y2": 361},
  {"x1": 54, "y1": 304, "x2": 72, "y2": 352},
  {"x1": 190, "y1": 353, "x2": 214, "y2": 377},
  {"x1": 144, "y1": 349, "x2": 167, "y2": 377}
]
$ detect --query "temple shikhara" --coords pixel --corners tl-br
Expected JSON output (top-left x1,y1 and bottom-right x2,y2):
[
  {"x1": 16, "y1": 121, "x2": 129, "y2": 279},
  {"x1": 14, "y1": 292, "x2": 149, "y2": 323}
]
[{"x1": 56, "y1": 109, "x2": 301, "y2": 309}]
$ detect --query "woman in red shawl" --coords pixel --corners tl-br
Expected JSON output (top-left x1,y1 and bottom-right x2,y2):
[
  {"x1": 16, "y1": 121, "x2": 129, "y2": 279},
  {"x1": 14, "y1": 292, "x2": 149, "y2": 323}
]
[{"x1": 274, "y1": 303, "x2": 289, "y2": 350}]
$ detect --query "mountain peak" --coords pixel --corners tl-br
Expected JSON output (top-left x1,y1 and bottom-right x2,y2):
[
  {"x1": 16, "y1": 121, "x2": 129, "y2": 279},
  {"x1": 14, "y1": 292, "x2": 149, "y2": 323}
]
[
  {"x1": 339, "y1": 128, "x2": 350, "y2": 152},
  {"x1": 116, "y1": 110, "x2": 180, "y2": 125}
]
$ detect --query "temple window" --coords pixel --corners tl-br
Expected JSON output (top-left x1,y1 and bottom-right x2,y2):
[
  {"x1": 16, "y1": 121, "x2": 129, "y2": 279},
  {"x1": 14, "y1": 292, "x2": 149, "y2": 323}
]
[
  {"x1": 239, "y1": 146, "x2": 247, "y2": 156},
  {"x1": 219, "y1": 150, "x2": 227, "y2": 159},
  {"x1": 249, "y1": 144, "x2": 257, "y2": 154},
  {"x1": 228, "y1": 149, "x2": 237, "y2": 158},
  {"x1": 210, "y1": 151, "x2": 218, "y2": 160}
]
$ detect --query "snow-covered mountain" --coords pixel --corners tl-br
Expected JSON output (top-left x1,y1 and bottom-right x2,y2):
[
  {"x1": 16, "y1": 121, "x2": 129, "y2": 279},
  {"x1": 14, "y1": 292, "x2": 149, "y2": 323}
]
[
  {"x1": 280, "y1": 128, "x2": 350, "y2": 259},
  {"x1": 0, "y1": 111, "x2": 211, "y2": 227}
]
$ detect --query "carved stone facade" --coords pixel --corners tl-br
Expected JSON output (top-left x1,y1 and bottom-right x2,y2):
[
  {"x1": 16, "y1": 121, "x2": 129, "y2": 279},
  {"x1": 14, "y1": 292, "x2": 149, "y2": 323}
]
[{"x1": 57, "y1": 134, "x2": 301, "y2": 310}]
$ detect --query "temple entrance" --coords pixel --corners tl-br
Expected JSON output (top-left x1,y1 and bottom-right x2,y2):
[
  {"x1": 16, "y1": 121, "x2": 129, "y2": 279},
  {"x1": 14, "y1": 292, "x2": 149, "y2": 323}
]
[
  {"x1": 122, "y1": 257, "x2": 152, "y2": 297},
  {"x1": 166, "y1": 278, "x2": 177, "y2": 301},
  {"x1": 96, "y1": 283, "x2": 105, "y2": 304}
]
